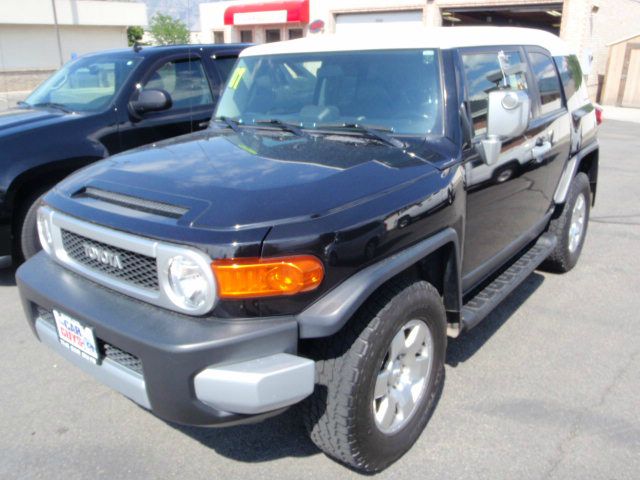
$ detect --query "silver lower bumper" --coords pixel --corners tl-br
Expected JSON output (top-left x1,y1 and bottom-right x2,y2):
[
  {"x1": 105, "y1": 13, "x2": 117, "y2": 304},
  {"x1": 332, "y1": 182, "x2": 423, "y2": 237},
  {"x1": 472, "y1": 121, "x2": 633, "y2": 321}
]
[
  {"x1": 194, "y1": 354, "x2": 315, "y2": 415},
  {"x1": 35, "y1": 319, "x2": 151, "y2": 408},
  {"x1": 36, "y1": 318, "x2": 315, "y2": 416}
]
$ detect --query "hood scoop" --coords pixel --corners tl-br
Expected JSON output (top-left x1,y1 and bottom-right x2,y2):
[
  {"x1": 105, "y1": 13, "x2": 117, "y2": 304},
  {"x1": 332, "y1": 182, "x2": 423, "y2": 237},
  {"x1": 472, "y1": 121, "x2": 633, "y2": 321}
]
[{"x1": 77, "y1": 187, "x2": 189, "y2": 219}]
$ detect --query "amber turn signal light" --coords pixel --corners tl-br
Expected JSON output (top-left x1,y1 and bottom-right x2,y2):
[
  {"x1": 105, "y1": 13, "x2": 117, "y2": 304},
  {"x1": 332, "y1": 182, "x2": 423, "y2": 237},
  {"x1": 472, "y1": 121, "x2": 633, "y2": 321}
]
[{"x1": 212, "y1": 255, "x2": 324, "y2": 299}]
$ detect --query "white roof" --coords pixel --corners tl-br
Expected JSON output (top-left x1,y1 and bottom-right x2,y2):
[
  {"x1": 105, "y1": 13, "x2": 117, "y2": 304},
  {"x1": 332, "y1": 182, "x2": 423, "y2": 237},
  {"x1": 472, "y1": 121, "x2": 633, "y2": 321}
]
[{"x1": 241, "y1": 27, "x2": 573, "y2": 58}]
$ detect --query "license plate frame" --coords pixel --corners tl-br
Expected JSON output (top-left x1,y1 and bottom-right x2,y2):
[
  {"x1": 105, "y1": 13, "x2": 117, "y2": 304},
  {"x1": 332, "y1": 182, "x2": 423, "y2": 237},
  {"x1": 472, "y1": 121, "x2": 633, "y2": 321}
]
[{"x1": 53, "y1": 309, "x2": 100, "y2": 364}]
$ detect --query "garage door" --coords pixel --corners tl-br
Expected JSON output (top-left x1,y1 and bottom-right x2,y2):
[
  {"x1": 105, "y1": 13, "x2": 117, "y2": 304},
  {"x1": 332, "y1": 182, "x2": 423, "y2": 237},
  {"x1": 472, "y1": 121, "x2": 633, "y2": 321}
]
[{"x1": 335, "y1": 11, "x2": 423, "y2": 34}]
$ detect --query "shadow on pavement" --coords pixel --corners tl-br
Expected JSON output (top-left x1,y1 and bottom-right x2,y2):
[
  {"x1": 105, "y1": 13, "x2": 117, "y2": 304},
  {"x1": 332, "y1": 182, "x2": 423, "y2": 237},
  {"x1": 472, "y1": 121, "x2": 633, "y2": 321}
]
[
  {"x1": 169, "y1": 408, "x2": 320, "y2": 463},
  {"x1": 0, "y1": 257, "x2": 16, "y2": 286},
  {"x1": 446, "y1": 272, "x2": 545, "y2": 367}
]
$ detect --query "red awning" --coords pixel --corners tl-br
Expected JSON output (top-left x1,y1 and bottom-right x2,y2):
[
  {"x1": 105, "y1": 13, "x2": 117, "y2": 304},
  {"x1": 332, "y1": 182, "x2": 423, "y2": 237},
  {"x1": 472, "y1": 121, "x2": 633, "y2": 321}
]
[{"x1": 224, "y1": 0, "x2": 309, "y2": 26}]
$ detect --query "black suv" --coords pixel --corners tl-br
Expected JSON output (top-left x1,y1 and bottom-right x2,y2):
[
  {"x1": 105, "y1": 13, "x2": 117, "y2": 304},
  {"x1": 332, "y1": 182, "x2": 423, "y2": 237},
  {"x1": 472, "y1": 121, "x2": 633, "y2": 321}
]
[
  {"x1": 17, "y1": 28, "x2": 599, "y2": 472},
  {"x1": 0, "y1": 43, "x2": 247, "y2": 262}
]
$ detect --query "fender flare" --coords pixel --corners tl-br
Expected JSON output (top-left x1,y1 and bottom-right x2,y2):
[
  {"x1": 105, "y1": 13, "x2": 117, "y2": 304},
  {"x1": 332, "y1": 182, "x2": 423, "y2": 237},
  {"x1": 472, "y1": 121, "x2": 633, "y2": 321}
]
[
  {"x1": 553, "y1": 140, "x2": 599, "y2": 205},
  {"x1": 5, "y1": 156, "x2": 102, "y2": 213},
  {"x1": 297, "y1": 227, "x2": 461, "y2": 338}
]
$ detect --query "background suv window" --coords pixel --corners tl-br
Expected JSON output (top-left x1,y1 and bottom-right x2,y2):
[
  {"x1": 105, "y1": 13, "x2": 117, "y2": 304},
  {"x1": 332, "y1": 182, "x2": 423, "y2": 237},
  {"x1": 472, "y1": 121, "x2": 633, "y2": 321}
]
[
  {"x1": 528, "y1": 52, "x2": 563, "y2": 115},
  {"x1": 462, "y1": 50, "x2": 528, "y2": 136},
  {"x1": 25, "y1": 54, "x2": 141, "y2": 112},
  {"x1": 143, "y1": 58, "x2": 213, "y2": 111}
]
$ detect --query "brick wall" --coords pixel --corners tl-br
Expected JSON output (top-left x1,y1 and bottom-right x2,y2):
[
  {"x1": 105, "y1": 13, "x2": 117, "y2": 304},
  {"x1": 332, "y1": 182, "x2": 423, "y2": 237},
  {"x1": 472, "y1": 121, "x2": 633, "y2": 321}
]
[{"x1": 0, "y1": 70, "x2": 53, "y2": 93}]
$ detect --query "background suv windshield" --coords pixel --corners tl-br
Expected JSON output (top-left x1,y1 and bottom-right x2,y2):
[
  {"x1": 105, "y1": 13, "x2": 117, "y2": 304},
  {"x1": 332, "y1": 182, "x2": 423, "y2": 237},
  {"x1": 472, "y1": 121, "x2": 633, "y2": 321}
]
[
  {"x1": 216, "y1": 49, "x2": 442, "y2": 135},
  {"x1": 25, "y1": 54, "x2": 142, "y2": 112}
]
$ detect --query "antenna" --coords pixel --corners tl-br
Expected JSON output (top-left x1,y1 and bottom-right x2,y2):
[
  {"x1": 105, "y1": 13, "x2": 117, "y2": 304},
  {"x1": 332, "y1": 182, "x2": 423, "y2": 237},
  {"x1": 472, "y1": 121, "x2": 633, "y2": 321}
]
[{"x1": 188, "y1": 0, "x2": 194, "y2": 134}]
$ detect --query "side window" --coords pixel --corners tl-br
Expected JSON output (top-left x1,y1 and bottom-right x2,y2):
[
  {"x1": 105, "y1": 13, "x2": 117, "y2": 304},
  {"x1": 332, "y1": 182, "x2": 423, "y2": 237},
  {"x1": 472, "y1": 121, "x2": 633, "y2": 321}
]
[
  {"x1": 553, "y1": 54, "x2": 583, "y2": 101},
  {"x1": 462, "y1": 50, "x2": 528, "y2": 136},
  {"x1": 528, "y1": 51, "x2": 563, "y2": 115},
  {"x1": 142, "y1": 58, "x2": 213, "y2": 111},
  {"x1": 213, "y1": 57, "x2": 238, "y2": 85}
]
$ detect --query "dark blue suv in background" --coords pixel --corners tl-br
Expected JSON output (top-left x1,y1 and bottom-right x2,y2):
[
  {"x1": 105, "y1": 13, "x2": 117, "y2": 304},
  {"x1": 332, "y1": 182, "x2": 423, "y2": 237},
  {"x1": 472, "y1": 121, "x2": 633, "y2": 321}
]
[{"x1": 0, "y1": 43, "x2": 247, "y2": 262}]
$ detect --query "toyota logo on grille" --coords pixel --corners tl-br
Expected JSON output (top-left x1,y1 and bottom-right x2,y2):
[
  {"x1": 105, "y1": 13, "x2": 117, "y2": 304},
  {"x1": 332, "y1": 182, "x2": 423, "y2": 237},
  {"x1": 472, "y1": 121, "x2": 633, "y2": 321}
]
[{"x1": 83, "y1": 243, "x2": 124, "y2": 270}]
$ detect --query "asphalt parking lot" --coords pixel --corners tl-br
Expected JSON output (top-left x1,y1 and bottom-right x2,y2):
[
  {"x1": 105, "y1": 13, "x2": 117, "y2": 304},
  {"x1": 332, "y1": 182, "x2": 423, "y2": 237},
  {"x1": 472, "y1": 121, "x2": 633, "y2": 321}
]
[{"x1": 1, "y1": 120, "x2": 638, "y2": 479}]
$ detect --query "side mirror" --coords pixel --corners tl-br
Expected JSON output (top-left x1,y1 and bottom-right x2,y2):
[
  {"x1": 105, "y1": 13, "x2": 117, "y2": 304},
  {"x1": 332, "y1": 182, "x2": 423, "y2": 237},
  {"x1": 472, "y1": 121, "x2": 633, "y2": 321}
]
[
  {"x1": 130, "y1": 89, "x2": 172, "y2": 115},
  {"x1": 478, "y1": 89, "x2": 531, "y2": 165}
]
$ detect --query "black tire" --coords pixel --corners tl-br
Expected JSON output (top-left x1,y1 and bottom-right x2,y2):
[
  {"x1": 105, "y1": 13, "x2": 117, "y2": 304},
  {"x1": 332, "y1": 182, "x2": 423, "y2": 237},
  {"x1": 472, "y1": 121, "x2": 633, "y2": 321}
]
[
  {"x1": 541, "y1": 172, "x2": 591, "y2": 273},
  {"x1": 14, "y1": 187, "x2": 50, "y2": 263},
  {"x1": 301, "y1": 279, "x2": 447, "y2": 472}
]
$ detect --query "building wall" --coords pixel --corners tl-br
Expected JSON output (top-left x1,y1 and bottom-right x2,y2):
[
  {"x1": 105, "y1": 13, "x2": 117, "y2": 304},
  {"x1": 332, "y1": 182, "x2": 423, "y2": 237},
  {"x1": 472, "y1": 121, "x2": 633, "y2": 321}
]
[
  {"x1": 0, "y1": 0, "x2": 147, "y2": 92},
  {"x1": 0, "y1": 25, "x2": 128, "y2": 71},
  {"x1": 590, "y1": 0, "x2": 640, "y2": 101},
  {"x1": 200, "y1": 0, "x2": 256, "y2": 43},
  {"x1": 0, "y1": 0, "x2": 147, "y2": 27}
]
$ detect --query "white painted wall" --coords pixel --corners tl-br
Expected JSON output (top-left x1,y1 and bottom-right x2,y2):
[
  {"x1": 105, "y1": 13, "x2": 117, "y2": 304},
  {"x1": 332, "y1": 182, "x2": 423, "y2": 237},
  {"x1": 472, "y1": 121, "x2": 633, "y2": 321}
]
[
  {"x1": 0, "y1": 1, "x2": 146, "y2": 72},
  {"x1": 334, "y1": 10, "x2": 424, "y2": 34},
  {"x1": 200, "y1": 0, "x2": 251, "y2": 43},
  {"x1": 0, "y1": 0, "x2": 147, "y2": 27},
  {"x1": 0, "y1": 24, "x2": 129, "y2": 70}
]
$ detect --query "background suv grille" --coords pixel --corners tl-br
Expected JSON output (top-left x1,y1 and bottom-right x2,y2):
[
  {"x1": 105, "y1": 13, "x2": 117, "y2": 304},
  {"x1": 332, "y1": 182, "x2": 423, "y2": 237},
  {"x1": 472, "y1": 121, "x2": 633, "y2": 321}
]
[{"x1": 61, "y1": 230, "x2": 159, "y2": 290}]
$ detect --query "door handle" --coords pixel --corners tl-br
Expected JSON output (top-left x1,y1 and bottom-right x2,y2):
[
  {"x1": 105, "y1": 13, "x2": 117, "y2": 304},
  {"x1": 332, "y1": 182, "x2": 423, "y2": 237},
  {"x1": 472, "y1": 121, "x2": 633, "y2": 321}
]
[{"x1": 531, "y1": 140, "x2": 552, "y2": 162}]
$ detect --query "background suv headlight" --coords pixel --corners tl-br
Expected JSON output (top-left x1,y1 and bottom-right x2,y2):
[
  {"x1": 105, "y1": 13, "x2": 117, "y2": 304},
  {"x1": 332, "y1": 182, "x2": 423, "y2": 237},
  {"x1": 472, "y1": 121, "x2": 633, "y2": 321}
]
[{"x1": 36, "y1": 207, "x2": 53, "y2": 254}]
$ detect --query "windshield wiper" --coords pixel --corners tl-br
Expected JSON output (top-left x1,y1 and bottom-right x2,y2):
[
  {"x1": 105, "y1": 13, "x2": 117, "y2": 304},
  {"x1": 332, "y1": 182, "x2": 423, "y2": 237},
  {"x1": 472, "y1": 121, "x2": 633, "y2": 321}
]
[
  {"x1": 214, "y1": 115, "x2": 242, "y2": 133},
  {"x1": 32, "y1": 102, "x2": 72, "y2": 113},
  {"x1": 315, "y1": 122, "x2": 405, "y2": 149},
  {"x1": 254, "y1": 118, "x2": 305, "y2": 137},
  {"x1": 16, "y1": 101, "x2": 31, "y2": 108}
]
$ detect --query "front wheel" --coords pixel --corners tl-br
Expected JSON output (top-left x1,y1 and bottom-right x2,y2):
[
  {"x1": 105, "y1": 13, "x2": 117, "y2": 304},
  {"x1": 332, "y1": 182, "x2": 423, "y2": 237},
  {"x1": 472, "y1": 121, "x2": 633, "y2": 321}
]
[
  {"x1": 541, "y1": 172, "x2": 591, "y2": 273},
  {"x1": 301, "y1": 279, "x2": 447, "y2": 472}
]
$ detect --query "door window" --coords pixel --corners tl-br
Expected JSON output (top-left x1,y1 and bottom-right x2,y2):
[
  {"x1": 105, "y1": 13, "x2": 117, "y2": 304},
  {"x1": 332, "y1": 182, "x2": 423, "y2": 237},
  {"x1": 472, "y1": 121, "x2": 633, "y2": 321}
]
[
  {"x1": 554, "y1": 55, "x2": 582, "y2": 100},
  {"x1": 288, "y1": 28, "x2": 304, "y2": 40},
  {"x1": 265, "y1": 29, "x2": 281, "y2": 43},
  {"x1": 213, "y1": 57, "x2": 238, "y2": 84},
  {"x1": 142, "y1": 58, "x2": 213, "y2": 111},
  {"x1": 213, "y1": 31, "x2": 225, "y2": 44},
  {"x1": 461, "y1": 50, "x2": 528, "y2": 136},
  {"x1": 528, "y1": 51, "x2": 563, "y2": 115}
]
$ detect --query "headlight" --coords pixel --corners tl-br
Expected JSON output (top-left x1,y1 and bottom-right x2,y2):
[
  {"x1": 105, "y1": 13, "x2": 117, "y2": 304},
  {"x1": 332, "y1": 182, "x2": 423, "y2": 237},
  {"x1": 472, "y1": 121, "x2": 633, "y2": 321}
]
[
  {"x1": 165, "y1": 255, "x2": 212, "y2": 311},
  {"x1": 36, "y1": 207, "x2": 53, "y2": 254}
]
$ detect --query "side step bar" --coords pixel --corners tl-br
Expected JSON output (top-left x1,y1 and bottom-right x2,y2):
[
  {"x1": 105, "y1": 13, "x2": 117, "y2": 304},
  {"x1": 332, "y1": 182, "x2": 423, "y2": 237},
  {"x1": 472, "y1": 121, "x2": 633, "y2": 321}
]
[{"x1": 461, "y1": 233, "x2": 557, "y2": 331}]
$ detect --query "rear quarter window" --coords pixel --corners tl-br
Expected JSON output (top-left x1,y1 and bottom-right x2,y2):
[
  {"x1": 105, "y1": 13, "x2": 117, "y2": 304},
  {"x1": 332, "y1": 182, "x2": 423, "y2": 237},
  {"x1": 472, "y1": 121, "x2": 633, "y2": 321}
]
[
  {"x1": 553, "y1": 55, "x2": 583, "y2": 100},
  {"x1": 528, "y1": 51, "x2": 563, "y2": 115}
]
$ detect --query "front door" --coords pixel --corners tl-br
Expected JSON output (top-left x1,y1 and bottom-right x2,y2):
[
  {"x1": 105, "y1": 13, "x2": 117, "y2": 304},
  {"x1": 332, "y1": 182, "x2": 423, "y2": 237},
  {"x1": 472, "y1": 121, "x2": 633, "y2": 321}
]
[
  {"x1": 459, "y1": 46, "x2": 567, "y2": 292},
  {"x1": 117, "y1": 55, "x2": 217, "y2": 152}
]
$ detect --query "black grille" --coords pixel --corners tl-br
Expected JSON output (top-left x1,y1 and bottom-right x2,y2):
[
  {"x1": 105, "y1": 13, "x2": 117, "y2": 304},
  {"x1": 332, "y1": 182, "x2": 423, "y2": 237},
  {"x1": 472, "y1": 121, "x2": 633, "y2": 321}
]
[
  {"x1": 103, "y1": 343, "x2": 143, "y2": 375},
  {"x1": 61, "y1": 230, "x2": 159, "y2": 290}
]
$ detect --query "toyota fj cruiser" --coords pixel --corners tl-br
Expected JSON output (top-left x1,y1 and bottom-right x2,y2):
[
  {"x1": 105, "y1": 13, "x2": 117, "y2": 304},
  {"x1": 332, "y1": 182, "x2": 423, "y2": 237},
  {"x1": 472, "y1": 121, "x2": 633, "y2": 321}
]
[{"x1": 17, "y1": 27, "x2": 599, "y2": 472}]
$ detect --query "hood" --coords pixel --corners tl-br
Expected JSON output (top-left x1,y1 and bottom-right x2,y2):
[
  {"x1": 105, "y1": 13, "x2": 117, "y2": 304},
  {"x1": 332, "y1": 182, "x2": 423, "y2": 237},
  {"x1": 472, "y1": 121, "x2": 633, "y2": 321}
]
[
  {"x1": 0, "y1": 107, "x2": 73, "y2": 135},
  {"x1": 57, "y1": 129, "x2": 444, "y2": 230}
]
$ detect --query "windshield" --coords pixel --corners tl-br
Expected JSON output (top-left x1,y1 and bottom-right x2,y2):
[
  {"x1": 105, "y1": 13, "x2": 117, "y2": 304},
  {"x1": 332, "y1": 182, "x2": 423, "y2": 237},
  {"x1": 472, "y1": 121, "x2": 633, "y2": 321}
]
[
  {"x1": 215, "y1": 49, "x2": 442, "y2": 136},
  {"x1": 25, "y1": 53, "x2": 142, "y2": 112}
]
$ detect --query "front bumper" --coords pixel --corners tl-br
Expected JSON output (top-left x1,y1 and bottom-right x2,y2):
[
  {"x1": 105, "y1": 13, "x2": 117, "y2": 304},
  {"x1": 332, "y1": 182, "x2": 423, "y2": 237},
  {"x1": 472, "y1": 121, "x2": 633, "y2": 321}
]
[{"x1": 17, "y1": 253, "x2": 315, "y2": 426}]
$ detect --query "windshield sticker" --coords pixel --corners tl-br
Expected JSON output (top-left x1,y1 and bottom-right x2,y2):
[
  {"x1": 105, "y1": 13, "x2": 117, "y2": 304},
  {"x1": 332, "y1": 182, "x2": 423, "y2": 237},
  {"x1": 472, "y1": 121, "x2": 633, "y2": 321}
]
[{"x1": 228, "y1": 67, "x2": 247, "y2": 90}]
